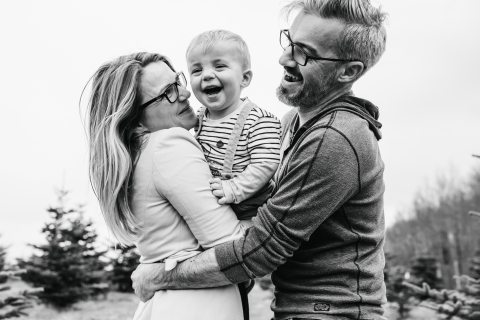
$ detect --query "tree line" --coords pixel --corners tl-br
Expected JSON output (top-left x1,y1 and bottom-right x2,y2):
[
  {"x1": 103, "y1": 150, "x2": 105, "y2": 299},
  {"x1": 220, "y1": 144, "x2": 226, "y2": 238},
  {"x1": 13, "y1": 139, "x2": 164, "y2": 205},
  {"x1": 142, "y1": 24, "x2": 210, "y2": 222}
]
[
  {"x1": 385, "y1": 165, "x2": 480, "y2": 319},
  {"x1": 0, "y1": 189, "x2": 139, "y2": 318}
]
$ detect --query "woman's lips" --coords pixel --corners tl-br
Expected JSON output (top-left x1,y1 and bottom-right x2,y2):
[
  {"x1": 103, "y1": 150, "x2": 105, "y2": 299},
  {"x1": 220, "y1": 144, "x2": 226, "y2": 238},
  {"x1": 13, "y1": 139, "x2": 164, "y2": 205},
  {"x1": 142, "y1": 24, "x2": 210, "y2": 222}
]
[{"x1": 178, "y1": 102, "x2": 191, "y2": 115}]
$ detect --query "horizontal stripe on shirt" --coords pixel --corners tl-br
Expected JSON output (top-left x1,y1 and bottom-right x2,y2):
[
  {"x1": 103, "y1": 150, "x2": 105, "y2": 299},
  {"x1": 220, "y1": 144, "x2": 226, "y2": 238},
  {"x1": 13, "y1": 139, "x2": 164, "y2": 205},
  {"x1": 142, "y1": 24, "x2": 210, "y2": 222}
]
[{"x1": 195, "y1": 106, "x2": 281, "y2": 174}]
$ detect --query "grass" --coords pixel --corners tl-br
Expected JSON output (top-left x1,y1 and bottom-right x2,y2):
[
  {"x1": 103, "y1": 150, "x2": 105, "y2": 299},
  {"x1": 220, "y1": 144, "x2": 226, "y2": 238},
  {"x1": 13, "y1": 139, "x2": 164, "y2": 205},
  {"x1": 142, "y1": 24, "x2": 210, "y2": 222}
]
[
  {"x1": 3, "y1": 279, "x2": 407, "y2": 320},
  {"x1": 23, "y1": 292, "x2": 138, "y2": 320},
  {"x1": 3, "y1": 279, "x2": 137, "y2": 320},
  {"x1": 5, "y1": 279, "x2": 273, "y2": 320}
]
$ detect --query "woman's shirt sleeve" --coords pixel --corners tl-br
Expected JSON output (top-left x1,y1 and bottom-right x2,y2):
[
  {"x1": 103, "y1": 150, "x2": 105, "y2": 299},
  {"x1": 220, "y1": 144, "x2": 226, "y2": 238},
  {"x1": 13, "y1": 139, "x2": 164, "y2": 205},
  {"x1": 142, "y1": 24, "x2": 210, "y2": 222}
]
[{"x1": 151, "y1": 127, "x2": 244, "y2": 249}]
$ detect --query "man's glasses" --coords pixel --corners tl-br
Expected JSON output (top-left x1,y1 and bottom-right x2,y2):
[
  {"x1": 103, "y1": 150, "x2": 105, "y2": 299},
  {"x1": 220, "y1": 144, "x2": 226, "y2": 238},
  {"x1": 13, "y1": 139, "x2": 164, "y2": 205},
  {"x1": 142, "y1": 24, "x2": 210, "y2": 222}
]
[
  {"x1": 280, "y1": 29, "x2": 362, "y2": 67},
  {"x1": 139, "y1": 71, "x2": 187, "y2": 109}
]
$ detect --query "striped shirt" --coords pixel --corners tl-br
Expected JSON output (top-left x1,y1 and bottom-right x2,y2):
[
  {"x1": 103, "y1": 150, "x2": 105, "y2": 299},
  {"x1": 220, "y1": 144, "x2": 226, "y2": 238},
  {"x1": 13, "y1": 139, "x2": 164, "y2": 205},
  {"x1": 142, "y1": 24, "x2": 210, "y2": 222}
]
[{"x1": 195, "y1": 101, "x2": 281, "y2": 178}]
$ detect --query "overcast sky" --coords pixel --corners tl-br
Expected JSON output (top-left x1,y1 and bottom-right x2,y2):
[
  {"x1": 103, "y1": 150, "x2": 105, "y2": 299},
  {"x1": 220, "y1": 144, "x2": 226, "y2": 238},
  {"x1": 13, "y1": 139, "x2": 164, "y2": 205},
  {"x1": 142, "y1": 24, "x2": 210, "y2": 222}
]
[{"x1": 1, "y1": 0, "x2": 479, "y2": 263}]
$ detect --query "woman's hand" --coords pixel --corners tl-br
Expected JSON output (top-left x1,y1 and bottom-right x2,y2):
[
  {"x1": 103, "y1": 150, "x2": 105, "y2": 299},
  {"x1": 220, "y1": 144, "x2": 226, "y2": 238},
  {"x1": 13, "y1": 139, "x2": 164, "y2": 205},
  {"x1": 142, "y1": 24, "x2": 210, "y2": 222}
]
[{"x1": 131, "y1": 263, "x2": 166, "y2": 302}]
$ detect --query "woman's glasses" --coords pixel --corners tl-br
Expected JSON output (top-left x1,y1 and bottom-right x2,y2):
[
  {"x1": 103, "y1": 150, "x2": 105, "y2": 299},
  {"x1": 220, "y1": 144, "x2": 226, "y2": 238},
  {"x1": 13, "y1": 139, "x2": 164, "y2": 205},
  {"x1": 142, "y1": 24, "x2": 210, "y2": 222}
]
[{"x1": 139, "y1": 71, "x2": 187, "y2": 109}]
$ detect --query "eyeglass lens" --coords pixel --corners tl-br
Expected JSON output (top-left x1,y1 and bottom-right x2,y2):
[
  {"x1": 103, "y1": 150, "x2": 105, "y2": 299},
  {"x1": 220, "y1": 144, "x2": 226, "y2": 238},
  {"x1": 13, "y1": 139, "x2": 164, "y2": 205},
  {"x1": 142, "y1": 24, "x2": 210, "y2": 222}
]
[
  {"x1": 280, "y1": 31, "x2": 307, "y2": 65},
  {"x1": 165, "y1": 72, "x2": 187, "y2": 103},
  {"x1": 165, "y1": 85, "x2": 177, "y2": 103}
]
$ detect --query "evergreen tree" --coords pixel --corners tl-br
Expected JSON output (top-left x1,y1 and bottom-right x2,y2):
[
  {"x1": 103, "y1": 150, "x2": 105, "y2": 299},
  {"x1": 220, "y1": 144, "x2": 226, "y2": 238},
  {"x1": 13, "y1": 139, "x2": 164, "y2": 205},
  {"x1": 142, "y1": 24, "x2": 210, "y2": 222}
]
[
  {"x1": 0, "y1": 237, "x2": 7, "y2": 284},
  {"x1": 470, "y1": 211, "x2": 480, "y2": 279},
  {"x1": 109, "y1": 245, "x2": 140, "y2": 292},
  {"x1": 18, "y1": 189, "x2": 108, "y2": 309},
  {"x1": 409, "y1": 256, "x2": 443, "y2": 290},
  {"x1": 401, "y1": 213, "x2": 480, "y2": 320},
  {"x1": 470, "y1": 246, "x2": 480, "y2": 279},
  {"x1": 384, "y1": 253, "x2": 411, "y2": 318},
  {"x1": 0, "y1": 270, "x2": 43, "y2": 319}
]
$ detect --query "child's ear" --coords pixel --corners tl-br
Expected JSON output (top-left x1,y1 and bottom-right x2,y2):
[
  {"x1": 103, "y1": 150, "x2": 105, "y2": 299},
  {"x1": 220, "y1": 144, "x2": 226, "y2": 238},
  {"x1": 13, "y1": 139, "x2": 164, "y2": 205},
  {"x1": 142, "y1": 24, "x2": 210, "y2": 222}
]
[{"x1": 241, "y1": 69, "x2": 253, "y2": 88}]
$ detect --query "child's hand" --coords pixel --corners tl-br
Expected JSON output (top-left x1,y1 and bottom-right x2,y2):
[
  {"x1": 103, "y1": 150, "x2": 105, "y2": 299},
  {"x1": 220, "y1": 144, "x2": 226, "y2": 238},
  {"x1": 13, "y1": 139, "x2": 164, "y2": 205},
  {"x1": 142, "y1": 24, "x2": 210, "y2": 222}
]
[{"x1": 209, "y1": 178, "x2": 227, "y2": 204}]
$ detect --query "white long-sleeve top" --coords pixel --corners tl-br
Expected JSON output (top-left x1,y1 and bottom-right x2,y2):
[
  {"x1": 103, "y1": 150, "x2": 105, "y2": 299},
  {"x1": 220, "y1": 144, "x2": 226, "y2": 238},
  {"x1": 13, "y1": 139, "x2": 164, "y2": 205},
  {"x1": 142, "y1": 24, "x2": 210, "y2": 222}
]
[{"x1": 130, "y1": 127, "x2": 244, "y2": 270}]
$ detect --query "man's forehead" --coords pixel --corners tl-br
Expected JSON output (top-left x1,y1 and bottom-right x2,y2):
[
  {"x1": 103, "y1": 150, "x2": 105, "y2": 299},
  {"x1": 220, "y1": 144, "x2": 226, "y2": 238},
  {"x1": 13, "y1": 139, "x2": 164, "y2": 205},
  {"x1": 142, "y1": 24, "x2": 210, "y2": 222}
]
[{"x1": 290, "y1": 12, "x2": 344, "y2": 53}]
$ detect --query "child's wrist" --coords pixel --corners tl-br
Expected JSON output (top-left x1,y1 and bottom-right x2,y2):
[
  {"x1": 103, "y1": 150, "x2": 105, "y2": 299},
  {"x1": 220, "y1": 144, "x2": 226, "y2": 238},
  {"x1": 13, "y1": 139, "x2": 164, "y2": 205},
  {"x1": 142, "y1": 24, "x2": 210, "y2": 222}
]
[{"x1": 221, "y1": 180, "x2": 236, "y2": 203}]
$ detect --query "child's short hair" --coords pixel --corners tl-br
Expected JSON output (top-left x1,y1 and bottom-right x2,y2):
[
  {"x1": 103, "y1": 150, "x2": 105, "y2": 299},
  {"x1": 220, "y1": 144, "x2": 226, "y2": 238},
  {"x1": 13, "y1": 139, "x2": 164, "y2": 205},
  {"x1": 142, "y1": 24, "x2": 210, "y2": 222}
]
[{"x1": 186, "y1": 30, "x2": 251, "y2": 70}]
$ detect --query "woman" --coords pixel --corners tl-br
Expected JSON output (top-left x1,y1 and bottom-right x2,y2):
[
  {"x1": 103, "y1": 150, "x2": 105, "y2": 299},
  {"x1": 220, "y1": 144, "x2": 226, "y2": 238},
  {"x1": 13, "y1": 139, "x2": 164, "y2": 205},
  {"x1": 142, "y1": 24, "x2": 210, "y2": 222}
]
[{"x1": 86, "y1": 52, "x2": 245, "y2": 320}]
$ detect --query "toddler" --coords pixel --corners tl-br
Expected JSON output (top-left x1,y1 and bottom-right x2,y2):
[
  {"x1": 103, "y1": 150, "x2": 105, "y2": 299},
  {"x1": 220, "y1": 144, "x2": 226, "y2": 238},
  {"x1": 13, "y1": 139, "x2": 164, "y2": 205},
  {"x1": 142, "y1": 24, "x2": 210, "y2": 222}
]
[{"x1": 186, "y1": 30, "x2": 281, "y2": 225}]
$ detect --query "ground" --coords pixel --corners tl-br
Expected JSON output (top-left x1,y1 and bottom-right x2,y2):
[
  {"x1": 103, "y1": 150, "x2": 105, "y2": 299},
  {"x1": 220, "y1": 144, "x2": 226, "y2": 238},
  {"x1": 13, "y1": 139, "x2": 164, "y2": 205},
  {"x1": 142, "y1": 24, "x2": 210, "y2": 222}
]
[
  {"x1": 6, "y1": 279, "x2": 273, "y2": 320},
  {"x1": 3, "y1": 279, "x2": 415, "y2": 320}
]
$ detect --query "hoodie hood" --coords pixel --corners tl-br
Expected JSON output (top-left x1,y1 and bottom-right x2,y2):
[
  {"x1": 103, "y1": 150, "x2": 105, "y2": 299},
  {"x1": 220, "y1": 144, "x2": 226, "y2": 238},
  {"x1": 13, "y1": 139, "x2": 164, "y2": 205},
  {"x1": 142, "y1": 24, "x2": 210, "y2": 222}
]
[{"x1": 319, "y1": 93, "x2": 383, "y2": 140}]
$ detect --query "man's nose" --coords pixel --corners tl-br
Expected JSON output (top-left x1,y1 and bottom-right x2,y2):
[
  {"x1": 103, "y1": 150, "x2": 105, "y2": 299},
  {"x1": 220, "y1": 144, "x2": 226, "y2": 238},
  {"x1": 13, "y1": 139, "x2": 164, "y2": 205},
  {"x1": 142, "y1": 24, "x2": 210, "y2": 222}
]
[
  {"x1": 178, "y1": 87, "x2": 191, "y2": 101},
  {"x1": 279, "y1": 48, "x2": 297, "y2": 68}
]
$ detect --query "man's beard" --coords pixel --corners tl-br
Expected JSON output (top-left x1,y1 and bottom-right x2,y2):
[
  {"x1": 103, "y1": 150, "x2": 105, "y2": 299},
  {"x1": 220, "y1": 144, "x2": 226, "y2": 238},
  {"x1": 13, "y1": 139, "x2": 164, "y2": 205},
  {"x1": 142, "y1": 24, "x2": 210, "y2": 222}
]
[{"x1": 276, "y1": 68, "x2": 338, "y2": 110}]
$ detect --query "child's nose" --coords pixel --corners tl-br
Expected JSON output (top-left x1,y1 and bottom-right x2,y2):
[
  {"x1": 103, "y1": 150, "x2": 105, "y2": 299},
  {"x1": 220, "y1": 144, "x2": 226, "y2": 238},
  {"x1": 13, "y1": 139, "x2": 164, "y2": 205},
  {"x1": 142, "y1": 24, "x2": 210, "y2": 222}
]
[{"x1": 202, "y1": 68, "x2": 215, "y2": 81}]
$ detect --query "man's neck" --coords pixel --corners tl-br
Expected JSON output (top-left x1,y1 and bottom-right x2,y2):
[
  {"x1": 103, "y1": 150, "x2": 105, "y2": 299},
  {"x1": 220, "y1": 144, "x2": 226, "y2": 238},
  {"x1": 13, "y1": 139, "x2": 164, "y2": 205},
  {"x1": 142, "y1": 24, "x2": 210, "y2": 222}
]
[{"x1": 297, "y1": 86, "x2": 352, "y2": 127}]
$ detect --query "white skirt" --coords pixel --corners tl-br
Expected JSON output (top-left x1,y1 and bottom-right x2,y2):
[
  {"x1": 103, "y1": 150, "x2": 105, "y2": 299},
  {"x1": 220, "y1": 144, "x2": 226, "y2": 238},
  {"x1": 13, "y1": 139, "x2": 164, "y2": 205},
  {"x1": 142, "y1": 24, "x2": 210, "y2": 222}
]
[{"x1": 133, "y1": 285, "x2": 244, "y2": 320}]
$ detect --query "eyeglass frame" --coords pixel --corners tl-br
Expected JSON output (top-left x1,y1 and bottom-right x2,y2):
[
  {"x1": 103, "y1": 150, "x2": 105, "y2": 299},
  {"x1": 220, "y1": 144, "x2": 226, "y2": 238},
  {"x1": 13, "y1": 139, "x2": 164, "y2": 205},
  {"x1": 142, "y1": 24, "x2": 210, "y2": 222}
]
[
  {"x1": 139, "y1": 71, "x2": 187, "y2": 110},
  {"x1": 280, "y1": 29, "x2": 365, "y2": 68}
]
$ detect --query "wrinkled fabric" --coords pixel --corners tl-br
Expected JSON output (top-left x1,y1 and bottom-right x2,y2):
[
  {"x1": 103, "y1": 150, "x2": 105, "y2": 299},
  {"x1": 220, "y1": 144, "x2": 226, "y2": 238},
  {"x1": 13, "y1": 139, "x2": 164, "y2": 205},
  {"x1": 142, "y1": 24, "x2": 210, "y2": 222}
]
[{"x1": 215, "y1": 93, "x2": 387, "y2": 319}]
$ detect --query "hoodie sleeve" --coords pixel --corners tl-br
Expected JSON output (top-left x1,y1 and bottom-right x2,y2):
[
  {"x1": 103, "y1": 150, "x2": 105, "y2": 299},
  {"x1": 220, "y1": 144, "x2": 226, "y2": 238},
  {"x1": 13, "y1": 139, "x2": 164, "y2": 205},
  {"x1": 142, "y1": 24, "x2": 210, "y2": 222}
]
[{"x1": 214, "y1": 124, "x2": 360, "y2": 281}]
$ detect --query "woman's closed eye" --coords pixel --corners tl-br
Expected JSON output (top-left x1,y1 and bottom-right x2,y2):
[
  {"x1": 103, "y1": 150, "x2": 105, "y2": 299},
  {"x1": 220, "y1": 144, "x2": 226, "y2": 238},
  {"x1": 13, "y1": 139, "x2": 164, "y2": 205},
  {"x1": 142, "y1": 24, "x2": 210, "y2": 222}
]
[{"x1": 165, "y1": 85, "x2": 175, "y2": 95}]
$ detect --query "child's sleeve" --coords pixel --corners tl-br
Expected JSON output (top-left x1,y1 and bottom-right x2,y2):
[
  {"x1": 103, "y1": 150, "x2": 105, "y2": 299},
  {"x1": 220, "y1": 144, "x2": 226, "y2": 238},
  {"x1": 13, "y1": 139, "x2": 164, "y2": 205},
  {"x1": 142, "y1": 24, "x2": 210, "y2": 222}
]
[{"x1": 221, "y1": 112, "x2": 281, "y2": 204}]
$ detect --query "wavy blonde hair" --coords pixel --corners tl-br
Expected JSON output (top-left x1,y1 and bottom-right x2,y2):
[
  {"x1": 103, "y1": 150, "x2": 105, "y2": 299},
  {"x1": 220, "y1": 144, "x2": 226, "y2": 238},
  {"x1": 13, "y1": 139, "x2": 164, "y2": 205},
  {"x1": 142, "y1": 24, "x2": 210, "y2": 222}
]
[{"x1": 86, "y1": 52, "x2": 174, "y2": 246}]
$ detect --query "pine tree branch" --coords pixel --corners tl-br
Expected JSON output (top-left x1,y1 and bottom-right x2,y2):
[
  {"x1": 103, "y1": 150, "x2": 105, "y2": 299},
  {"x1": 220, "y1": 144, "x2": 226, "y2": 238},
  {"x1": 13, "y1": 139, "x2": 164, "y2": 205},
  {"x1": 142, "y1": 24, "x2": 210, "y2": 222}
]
[
  {"x1": 0, "y1": 270, "x2": 43, "y2": 319},
  {"x1": 469, "y1": 211, "x2": 480, "y2": 219},
  {"x1": 0, "y1": 270, "x2": 26, "y2": 278}
]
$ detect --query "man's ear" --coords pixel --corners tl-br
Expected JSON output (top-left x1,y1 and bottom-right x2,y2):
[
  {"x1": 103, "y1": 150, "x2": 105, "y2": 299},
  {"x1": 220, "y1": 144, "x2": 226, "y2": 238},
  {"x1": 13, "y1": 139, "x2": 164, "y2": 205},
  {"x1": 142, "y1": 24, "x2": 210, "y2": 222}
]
[
  {"x1": 337, "y1": 62, "x2": 364, "y2": 83},
  {"x1": 241, "y1": 69, "x2": 253, "y2": 88}
]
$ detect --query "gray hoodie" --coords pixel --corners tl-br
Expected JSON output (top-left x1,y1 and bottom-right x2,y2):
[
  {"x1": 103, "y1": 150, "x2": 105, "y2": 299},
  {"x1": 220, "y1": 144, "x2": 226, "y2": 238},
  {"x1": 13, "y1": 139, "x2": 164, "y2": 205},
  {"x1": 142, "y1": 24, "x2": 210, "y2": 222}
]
[{"x1": 215, "y1": 94, "x2": 387, "y2": 320}]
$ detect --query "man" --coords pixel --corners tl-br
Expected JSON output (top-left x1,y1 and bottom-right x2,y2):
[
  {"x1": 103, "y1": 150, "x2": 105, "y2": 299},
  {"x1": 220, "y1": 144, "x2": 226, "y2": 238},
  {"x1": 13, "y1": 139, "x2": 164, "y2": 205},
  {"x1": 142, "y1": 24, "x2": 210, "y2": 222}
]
[{"x1": 132, "y1": 0, "x2": 388, "y2": 319}]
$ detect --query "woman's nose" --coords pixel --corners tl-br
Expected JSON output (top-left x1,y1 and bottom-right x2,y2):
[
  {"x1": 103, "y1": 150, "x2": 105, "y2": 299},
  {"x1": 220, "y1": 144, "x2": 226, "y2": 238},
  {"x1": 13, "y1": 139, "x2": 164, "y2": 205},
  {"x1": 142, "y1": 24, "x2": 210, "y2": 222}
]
[
  {"x1": 279, "y1": 48, "x2": 297, "y2": 68},
  {"x1": 178, "y1": 87, "x2": 191, "y2": 101}
]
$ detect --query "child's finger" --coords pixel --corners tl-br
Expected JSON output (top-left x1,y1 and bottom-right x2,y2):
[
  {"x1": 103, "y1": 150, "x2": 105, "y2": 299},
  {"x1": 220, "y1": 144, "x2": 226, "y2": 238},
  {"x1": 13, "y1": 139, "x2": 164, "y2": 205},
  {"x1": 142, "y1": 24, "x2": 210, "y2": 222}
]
[
  {"x1": 217, "y1": 197, "x2": 227, "y2": 205},
  {"x1": 212, "y1": 190, "x2": 224, "y2": 197},
  {"x1": 209, "y1": 178, "x2": 222, "y2": 184},
  {"x1": 210, "y1": 182, "x2": 222, "y2": 190}
]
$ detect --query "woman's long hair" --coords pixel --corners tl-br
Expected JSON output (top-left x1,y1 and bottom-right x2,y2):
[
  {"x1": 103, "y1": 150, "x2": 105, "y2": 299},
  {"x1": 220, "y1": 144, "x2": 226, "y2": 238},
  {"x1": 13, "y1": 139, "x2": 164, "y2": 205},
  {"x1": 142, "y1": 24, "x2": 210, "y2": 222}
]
[{"x1": 86, "y1": 52, "x2": 174, "y2": 246}]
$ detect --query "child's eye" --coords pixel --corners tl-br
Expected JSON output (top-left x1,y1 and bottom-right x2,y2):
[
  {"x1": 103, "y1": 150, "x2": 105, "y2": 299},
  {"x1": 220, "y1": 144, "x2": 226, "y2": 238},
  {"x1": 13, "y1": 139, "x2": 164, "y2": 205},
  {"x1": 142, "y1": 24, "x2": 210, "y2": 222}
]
[
  {"x1": 215, "y1": 65, "x2": 226, "y2": 69},
  {"x1": 191, "y1": 68, "x2": 201, "y2": 74}
]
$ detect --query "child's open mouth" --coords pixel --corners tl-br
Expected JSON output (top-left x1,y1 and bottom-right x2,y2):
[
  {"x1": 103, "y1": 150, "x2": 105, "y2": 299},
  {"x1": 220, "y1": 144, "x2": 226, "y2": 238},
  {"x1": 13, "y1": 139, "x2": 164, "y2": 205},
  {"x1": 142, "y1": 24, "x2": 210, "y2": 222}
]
[{"x1": 203, "y1": 85, "x2": 223, "y2": 96}]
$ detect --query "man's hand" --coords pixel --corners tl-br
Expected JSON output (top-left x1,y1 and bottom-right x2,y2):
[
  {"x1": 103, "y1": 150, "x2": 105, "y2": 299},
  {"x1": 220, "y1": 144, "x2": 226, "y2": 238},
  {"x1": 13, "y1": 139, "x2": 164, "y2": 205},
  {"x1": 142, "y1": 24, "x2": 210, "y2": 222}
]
[
  {"x1": 209, "y1": 178, "x2": 227, "y2": 204},
  {"x1": 131, "y1": 263, "x2": 166, "y2": 302},
  {"x1": 131, "y1": 250, "x2": 233, "y2": 300}
]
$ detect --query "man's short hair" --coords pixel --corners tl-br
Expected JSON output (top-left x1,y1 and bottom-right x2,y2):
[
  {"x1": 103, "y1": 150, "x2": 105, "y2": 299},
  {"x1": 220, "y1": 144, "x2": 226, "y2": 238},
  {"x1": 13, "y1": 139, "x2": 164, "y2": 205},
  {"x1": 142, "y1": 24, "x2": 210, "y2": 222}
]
[
  {"x1": 283, "y1": 0, "x2": 387, "y2": 73},
  {"x1": 186, "y1": 30, "x2": 251, "y2": 70}
]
